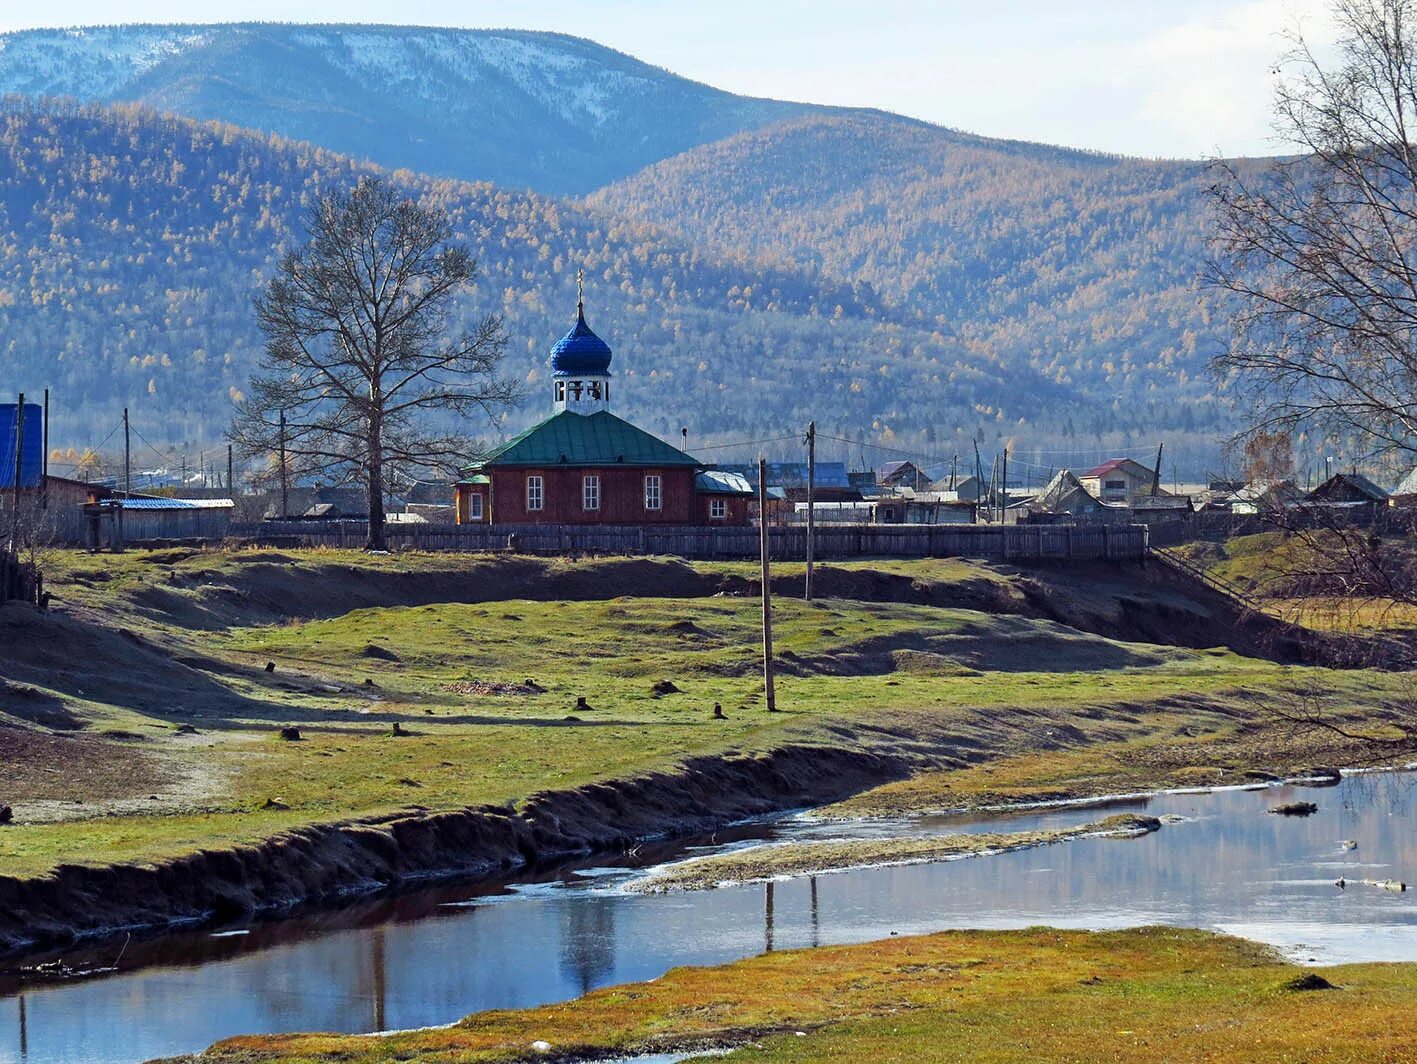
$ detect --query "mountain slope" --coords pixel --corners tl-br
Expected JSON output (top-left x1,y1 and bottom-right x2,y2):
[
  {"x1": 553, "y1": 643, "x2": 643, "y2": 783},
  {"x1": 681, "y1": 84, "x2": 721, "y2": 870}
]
[
  {"x1": 0, "y1": 24, "x2": 823, "y2": 194},
  {"x1": 1, "y1": 101, "x2": 1083, "y2": 456},
  {"x1": 589, "y1": 114, "x2": 1260, "y2": 453}
]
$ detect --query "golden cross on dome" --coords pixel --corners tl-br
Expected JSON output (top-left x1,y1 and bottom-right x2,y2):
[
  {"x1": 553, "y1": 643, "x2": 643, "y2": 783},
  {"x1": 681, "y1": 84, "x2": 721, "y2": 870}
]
[{"x1": 577, "y1": 268, "x2": 584, "y2": 312}]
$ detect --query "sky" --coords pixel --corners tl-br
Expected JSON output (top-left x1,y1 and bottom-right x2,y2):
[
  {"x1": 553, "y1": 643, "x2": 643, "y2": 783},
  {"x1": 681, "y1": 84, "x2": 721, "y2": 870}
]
[{"x1": 0, "y1": 0, "x2": 1339, "y2": 159}]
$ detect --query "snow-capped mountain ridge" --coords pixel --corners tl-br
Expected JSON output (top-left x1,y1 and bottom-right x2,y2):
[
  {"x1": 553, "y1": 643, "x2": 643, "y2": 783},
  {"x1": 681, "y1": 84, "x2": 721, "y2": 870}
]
[{"x1": 0, "y1": 23, "x2": 820, "y2": 193}]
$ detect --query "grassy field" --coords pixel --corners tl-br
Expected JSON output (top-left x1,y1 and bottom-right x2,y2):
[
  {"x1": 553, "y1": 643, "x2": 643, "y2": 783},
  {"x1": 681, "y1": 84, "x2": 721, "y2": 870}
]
[
  {"x1": 190, "y1": 926, "x2": 1417, "y2": 1063},
  {"x1": 0, "y1": 547, "x2": 1410, "y2": 879}
]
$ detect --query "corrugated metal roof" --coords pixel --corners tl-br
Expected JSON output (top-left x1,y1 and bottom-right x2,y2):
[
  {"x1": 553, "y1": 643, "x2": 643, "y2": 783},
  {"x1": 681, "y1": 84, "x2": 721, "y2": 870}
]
[
  {"x1": 114, "y1": 497, "x2": 234, "y2": 510},
  {"x1": 472, "y1": 410, "x2": 699, "y2": 469},
  {"x1": 695, "y1": 469, "x2": 754, "y2": 495},
  {"x1": 716, "y1": 462, "x2": 853, "y2": 491}
]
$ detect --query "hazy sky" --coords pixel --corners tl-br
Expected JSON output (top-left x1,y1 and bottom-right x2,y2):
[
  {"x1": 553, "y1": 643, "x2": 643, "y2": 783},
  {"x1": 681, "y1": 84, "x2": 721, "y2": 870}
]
[{"x1": 0, "y1": 0, "x2": 1339, "y2": 158}]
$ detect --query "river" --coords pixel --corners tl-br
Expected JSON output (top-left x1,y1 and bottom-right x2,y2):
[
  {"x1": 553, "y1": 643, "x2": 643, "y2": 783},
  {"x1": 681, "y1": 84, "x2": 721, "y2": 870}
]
[{"x1": 0, "y1": 770, "x2": 1412, "y2": 1064}]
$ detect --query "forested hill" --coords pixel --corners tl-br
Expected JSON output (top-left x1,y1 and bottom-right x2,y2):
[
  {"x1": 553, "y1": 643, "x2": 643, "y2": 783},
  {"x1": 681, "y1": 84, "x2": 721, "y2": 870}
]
[
  {"x1": 0, "y1": 101, "x2": 1092, "y2": 454},
  {"x1": 0, "y1": 24, "x2": 823, "y2": 195},
  {"x1": 590, "y1": 113, "x2": 1262, "y2": 451}
]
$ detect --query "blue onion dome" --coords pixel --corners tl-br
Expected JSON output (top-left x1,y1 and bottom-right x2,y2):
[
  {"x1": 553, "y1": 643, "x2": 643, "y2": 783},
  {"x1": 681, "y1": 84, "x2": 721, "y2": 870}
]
[{"x1": 550, "y1": 304, "x2": 613, "y2": 376}]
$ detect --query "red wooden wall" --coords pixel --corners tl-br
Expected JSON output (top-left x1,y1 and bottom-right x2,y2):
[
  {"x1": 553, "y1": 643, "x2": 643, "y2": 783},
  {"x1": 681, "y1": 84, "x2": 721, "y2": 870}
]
[{"x1": 488, "y1": 466, "x2": 698, "y2": 524}]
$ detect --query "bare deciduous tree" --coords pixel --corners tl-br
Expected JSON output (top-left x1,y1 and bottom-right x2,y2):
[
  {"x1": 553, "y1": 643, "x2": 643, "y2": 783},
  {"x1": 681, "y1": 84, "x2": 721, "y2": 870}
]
[
  {"x1": 230, "y1": 176, "x2": 520, "y2": 550},
  {"x1": 1209, "y1": 0, "x2": 1417, "y2": 460},
  {"x1": 1208, "y1": 0, "x2": 1417, "y2": 747}
]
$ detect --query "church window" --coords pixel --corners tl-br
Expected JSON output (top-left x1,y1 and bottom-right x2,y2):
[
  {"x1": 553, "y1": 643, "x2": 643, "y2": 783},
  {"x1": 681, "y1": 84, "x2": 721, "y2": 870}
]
[
  {"x1": 527, "y1": 475, "x2": 544, "y2": 511},
  {"x1": 644, "y1": 474, "x2": 662, "y2": 511},
  {"x1": 583, "y1": 475, "x2": 600, "y2": 510}
]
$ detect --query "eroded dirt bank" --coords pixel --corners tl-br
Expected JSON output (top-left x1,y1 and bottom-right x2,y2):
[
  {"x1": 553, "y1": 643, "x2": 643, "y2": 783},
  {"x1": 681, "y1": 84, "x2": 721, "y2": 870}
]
[{"x1": 0, "y1": 743, "x2": 907, "y2": 957}]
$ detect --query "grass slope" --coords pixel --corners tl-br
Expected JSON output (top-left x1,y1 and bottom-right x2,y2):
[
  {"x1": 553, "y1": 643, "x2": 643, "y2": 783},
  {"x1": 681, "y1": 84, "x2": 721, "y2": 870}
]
[{"x1": 0, "y1": 548, "x2": 1408, "y2": 881}]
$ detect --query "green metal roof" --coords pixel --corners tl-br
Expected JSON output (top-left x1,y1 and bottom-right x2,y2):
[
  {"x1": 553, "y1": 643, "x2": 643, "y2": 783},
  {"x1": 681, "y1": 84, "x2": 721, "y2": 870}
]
[
  {"x1": 455, "y1": 473, "x2": 490, "y2": 486},
  {"x1": 469, "y1": 411, "x2": 700, "y2": 470}
]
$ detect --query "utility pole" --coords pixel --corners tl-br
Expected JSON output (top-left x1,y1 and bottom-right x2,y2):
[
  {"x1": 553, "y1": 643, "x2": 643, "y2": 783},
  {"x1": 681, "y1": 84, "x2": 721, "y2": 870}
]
[
  {"x1": 227, "y1": 444, "x2": 234, "y2": 496},
  {"x1": 805, "y1": 421, "x2": 816, "y2": 602},
  {"x1": 1151, "y1": 442, "x2": 1164, "y2": 497},
  {"x1": 987, "y1": 454, "x2": 997, "y2": 523},
  {"x1": 278, "y1": 409, "x2": 289, "y2": 519},
  {"x1": 950, "y1": 454, "x2": 958, "y2": 490},
  {"x1": 758, "y1": 454, "x2": 777, "y2": 712},
  {"x1": 10, "y1": 393, "x2": 24, "y2": 552},
  {"x1": 41, "y1": 388, "x2": 49, "y2": 512},
  {"x1": 973, "y1": 439, "x2": 984, "y2": 510},
  {"x1": 1000, "y1": 448, "x2": 1008, "y2": 522},
  {"x1": 123, "y1": 407, "x2": 131, "y2": 497}
]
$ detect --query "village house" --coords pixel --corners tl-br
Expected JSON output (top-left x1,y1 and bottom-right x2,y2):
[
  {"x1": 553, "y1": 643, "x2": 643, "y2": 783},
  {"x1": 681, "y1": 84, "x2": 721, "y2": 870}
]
[
  {"x1": 927, "y1": 473, "x2": 985, "y2": 503},
  {"x1": 1306, "y1": 472, "x2": 1390, "y2": 506},
  {"x1": 877, "y1": 460, "x2": 930, "y2": 492},
  {"x1": 1029, "y1": 470, "x2": 1104, "y2": 517},
  {"x1": 1230, "y1": 478, "x2": 1302, "y2": 515},
  {"x1": 1077, "y1": 458, "x2": 1167, "y2": 504},
  {"x1": 1394, "y1": 468, "x2": 1417, "y2": 506},
  {"x1": 455, "y1": 300, "x2": 752, "y2": 526}
]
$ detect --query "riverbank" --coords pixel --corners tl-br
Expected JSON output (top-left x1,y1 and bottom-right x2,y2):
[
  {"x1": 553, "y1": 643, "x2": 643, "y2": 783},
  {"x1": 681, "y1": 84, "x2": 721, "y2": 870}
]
[
  {"x1": 0, "y1": 548, "x2": 1411, "y2": 956},
  {"x1": 181, "y1": 926, "x2": 1417, "y2": 1063}
]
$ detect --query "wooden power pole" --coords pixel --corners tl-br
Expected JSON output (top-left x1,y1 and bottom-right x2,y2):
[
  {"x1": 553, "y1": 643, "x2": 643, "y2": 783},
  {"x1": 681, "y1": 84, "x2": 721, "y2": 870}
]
[
  {"x1": 758, "y1": 454, "x2": 777, "y2": 712},
  {"x1": 805, "y1": 421, "x2": 816, "y2": 602},
  {"x1": 10, "y1": 393, "x2": 23, "y2": 552},
  {"x1": 278, "y1": 409, "x2": 289, "y2": 519},
  {"x1": 1151, "y1": 442, "x2": 1164, "y2": 497},
  {"x1": 123, "y1": 407, "x2": 131, "y2": 497},
  {"x1": 227, "y1": 443, "x2": 235, "y2": 496}
]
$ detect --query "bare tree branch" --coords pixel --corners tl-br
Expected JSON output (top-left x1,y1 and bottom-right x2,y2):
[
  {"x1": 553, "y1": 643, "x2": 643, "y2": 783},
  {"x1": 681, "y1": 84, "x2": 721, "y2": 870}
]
[{"x1": 229, "y1": 177, "x2": 523, "y2": 548}]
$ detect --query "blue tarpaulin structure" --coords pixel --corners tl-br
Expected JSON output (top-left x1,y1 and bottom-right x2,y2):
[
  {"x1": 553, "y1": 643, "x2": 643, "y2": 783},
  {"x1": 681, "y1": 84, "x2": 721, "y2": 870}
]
[{"x1": 0, "y1": 402, "x2": 42, "y2": 489}]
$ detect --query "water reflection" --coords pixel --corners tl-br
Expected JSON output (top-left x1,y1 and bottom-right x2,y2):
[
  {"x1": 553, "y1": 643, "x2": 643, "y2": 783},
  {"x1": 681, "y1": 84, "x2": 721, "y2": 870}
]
[{"x1": 0, "y1": 772, "x2": 1412, "y2": 1064}]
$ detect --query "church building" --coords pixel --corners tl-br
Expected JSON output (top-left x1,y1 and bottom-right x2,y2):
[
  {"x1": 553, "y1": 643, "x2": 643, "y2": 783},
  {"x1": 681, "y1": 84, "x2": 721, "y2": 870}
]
[{"x1": 454, "y1": 296, "x2": 752, "y2": 526}]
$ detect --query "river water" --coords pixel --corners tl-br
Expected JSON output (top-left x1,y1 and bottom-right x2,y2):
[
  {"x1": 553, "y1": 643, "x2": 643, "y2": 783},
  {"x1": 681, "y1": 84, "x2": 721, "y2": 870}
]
[{"x1": 1, "y1": 771, "x2": 1413, "y2": 1064}]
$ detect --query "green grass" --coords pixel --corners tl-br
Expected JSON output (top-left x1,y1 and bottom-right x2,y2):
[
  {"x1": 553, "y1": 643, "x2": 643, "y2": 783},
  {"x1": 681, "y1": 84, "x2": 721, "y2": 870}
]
[
  {"x1": 1, "y1": 547, "x2": 1409, "y2": 879},
  {"x1": 194, "y1": 927, "x2": 1417, "y2": 1063}
]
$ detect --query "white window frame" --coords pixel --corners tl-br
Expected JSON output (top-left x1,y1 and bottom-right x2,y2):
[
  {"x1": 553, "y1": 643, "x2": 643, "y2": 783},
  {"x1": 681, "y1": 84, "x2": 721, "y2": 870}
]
[
  {"x1": 709, "y1": 497, "x2": 727, "y2": 520},
  {"x1": 526, "y1": 475, "x2": 544, "y2": 512},
  {"x1": 467, "y1": 492, "x2": 484, "y2": 521},
  {"x1": 555, "y1": 381, "x2": 566, "y2": 402},
  {"x1": 644, "y1": 474, "x2": 662, "y2": 511},
  {"x1": 583, "y1": 474, "x2": 600, "y2": 511}
]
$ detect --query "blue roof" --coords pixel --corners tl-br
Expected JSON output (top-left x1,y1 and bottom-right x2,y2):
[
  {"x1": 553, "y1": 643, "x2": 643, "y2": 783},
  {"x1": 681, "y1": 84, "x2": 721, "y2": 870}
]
[
  {"x1": 113, "y1": 497, "x2": 234, "y2": 510},
  {"x1": 716, "y1": 462, "x2": 853, "y2": 491},
  {"x1": 550, "y1": 305, "x2": 613, "y2": 377}
]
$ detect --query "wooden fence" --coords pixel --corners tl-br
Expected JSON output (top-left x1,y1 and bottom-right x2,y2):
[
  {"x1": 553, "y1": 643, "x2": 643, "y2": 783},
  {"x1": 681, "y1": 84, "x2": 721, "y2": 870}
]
[{"x1": 232, "y1": 521, "x2": 1150, "y2": 562}]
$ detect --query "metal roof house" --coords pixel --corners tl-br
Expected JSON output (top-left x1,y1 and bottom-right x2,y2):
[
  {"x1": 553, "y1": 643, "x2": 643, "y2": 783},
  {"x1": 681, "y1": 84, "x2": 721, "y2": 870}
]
[
  {"x1": 1078, "y1": 458, "x2": 1167, "y2": 505},
  {"x1": 455, "y1": 299, "x2": 751, "y2": 526},
  {"x1": 84, "y1": 495, "x2": 234, "y2": 548},
  {"x1": 1030, "y1": 470, "x2": 1104, "y2": 516},
  {"x1": 1306, "y1": 472, "x2": 1391, "y2": 505},
  {"x1": 1394, "y1": 468, "x2": 1417, "y2": 504}
]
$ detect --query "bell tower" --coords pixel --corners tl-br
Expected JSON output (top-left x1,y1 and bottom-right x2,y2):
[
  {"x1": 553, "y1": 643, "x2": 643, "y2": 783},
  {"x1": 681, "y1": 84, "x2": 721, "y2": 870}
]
[{"x1": 550, "y1": 270, "x2": 613, "y2": 415}]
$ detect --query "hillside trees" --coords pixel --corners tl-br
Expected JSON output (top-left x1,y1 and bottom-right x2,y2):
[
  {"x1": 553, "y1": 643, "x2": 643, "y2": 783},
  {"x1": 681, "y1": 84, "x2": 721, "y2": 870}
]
[{"x1": 229, "y1": 177, "x2": 518, "y2": 550}]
